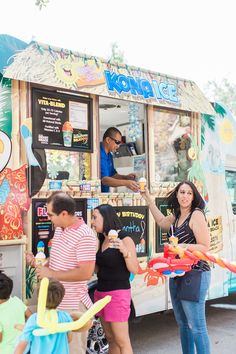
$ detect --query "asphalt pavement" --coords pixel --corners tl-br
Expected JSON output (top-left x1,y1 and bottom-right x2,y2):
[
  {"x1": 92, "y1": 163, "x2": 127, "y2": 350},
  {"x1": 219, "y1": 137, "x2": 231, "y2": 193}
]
[{"x1": 129, "y1": 293, "x2": 236, "y2": 354}]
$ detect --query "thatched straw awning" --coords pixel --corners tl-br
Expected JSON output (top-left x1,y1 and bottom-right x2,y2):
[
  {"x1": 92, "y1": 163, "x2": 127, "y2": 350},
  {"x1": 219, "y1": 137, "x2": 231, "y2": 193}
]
[{"x1": 2, "y1": 37, "x2": 215, "y2": 115}]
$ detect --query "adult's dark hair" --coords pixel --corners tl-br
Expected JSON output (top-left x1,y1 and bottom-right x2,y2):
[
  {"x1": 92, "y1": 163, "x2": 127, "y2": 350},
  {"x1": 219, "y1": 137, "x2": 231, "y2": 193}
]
[
  {"x1": 47, "y1": 191, "x2": 76, "y2": 215},
  {"x1": 103, "y1": 127, "x2": 122, "y2": 141},
  {"x1": 94, "y1": 204, "x2": 122, "y2": 243},
  {"x1": 46, "y1": 278, "x2": 65, "y2": 309},
  {"x1": 0, "y1": 272, "x2": 13, "y2": 300},
  {"x1": 167, "y1": 181, "x2": 205, "y2": 217}
]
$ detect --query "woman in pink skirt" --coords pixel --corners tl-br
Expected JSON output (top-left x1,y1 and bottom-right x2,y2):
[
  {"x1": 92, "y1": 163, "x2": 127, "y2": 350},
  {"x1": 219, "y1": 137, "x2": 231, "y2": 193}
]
[{"x1": 92, "y1": 204, "x2": 139, "y2": 354}]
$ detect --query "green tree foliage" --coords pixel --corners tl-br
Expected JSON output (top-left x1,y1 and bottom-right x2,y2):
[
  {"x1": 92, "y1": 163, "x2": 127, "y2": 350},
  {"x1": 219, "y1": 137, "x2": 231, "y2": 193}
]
[
  {"x1": 35, "y1": 0, "x2": 49, "y2": 10},
  {"x1": 205, "y1": 78, "x2": 236, "y2": 116},
  {"x1": 109, "y1": 42, "x2": 125, "y2": 64}
]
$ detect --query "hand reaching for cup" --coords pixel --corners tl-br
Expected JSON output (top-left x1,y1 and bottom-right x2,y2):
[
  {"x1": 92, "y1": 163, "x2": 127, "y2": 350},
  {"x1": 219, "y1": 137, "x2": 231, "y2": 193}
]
[{"x1": 125, "y1": 179, "x2": 140, "y2": 192}]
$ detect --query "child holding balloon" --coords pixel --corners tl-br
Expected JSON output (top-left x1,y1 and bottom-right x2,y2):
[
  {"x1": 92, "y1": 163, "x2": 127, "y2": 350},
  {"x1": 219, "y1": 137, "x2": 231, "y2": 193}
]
[{"x1": 14, "y1": 278, "x2": 92, "y2": 354}]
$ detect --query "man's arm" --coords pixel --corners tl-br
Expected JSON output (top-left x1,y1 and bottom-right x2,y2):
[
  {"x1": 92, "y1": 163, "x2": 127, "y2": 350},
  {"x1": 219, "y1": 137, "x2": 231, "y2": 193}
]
[
  {"x1": 36, "y1": 261, "x2": 95, "y2": 281},
  {"x1": 112, "y1": 173, "x2": 136, "y2": 180},
  {"x1": 0, "y1": 331, "x2": 2, "y2": 342}
]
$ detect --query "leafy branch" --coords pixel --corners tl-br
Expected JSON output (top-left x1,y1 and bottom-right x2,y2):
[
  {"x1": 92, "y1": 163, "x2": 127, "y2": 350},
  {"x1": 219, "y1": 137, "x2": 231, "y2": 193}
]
[{"x1": 35, "y1": 0, "x2": 49, "y2": 10}]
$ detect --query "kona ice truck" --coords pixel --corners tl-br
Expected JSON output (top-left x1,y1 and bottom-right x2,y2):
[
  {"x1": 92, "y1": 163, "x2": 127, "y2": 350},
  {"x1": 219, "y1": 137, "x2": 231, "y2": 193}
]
[{"x1": 0, "y1": 34, "x2": 236, "y2": 322}]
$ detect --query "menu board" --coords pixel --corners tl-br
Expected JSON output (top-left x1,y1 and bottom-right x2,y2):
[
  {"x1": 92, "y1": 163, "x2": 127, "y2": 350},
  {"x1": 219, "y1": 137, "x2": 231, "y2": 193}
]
[
  {"x1": 114, "y1": 206, "x2": 148, "y2": 257},
  {"x1": 155, "y1": 198, "x2": 173, "y2": 253},
  {"x1": 32, "y1": 88, "x2": 93, "y2": 152},
  {"x1": 32, "y1": 198, "x2": 87, "y2": 256}
]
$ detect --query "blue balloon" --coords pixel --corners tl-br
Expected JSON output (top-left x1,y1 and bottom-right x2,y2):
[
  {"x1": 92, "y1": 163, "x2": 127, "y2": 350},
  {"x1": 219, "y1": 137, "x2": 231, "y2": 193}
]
[{"x1": 129, "y1": 273, "x2": 135, "y2": 281}]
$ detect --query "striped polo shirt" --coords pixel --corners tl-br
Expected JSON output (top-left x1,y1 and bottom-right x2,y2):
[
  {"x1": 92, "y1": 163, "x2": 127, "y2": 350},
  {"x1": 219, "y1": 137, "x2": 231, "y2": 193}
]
[{"x1": 49, "y1": 218, "x2": 97, "y2": 309}]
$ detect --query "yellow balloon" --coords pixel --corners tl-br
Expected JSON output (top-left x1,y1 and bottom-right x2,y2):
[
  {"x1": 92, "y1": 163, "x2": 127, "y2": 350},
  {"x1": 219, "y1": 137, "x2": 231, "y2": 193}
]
[{"x1": 33, "y1": 277, "x2": 111, "y2": 336}]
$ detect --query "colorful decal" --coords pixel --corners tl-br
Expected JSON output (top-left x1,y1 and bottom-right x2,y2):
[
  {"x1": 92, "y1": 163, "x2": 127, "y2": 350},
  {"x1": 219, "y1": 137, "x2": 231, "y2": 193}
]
[
  {"x1": 21, "y1": 118, "x2": 40, "y2": 167},
  {"x1": 0, "y1": 164, "x2": 29, "y2": 240},
  {"x1": 54, "y1": 58, "x2": 105, "y2": 88},
  {"x1": 54, "y1": 58, "x2": 78, "y2": 87},
  {"x1": 0, "y1": 34, "x2": 27, "y2": 74},
  {"x1": 219, "y1": 118, "x2": 235, "y2": 144},
  {"x1": 104, "y1": 70, "x2": 179, "y2": 103},
  {"x1": 0, "y1": 130, "x2": 12, "y2": 172}
]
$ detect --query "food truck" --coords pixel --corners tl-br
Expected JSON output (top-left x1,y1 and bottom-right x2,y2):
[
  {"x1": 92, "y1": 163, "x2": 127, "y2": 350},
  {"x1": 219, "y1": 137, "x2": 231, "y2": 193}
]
[{"x1": 0, "y1": 34, "x2": 236, "y2": 322}]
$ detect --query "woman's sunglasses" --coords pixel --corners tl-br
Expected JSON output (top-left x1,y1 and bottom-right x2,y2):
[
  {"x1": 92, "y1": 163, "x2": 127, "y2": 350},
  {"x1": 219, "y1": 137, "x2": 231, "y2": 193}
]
[{"x1": 109, "y1": 136, "x2": 122, "y2": 145}]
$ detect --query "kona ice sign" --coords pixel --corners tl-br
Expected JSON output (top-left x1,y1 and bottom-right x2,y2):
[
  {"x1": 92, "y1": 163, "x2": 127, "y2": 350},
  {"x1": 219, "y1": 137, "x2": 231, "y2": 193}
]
[{"x1": 104, "y1": 70, "x2": 179, "y2": 103}]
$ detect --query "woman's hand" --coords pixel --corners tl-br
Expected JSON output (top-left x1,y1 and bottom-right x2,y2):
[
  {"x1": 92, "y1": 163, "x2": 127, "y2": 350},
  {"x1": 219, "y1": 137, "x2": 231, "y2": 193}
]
[
  {"x1": 140, "y1": 188, "x2": 153, "y2": 204},
  {"x1": 109, "y1": 238, "x2": 128, "y2": 256}
]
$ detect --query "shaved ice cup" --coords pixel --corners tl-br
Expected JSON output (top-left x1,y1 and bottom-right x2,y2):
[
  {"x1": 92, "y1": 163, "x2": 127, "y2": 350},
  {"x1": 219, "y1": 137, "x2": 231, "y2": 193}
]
[{"x1": 63, "y1": 131, "x2": 73, "y2": 147}]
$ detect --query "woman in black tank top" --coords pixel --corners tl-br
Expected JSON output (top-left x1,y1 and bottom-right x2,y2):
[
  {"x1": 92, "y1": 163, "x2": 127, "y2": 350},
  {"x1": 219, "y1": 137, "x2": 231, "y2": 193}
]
[
  {"x1": 91, "y1": 204, "x2": 139, "y2": 354},
  {"x1": 142, "y1": 181, "x2": 211, "y2": 354}
]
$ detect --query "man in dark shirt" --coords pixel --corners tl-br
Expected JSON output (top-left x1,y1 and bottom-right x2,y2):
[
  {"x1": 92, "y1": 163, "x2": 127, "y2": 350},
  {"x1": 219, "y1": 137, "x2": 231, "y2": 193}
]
[{"x1": 100, "y1": 127, "x2": 139, "y2": 192}]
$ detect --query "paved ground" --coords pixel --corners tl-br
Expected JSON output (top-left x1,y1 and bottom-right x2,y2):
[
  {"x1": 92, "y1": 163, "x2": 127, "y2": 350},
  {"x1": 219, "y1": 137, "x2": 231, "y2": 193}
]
[{"x1": 129, "y1": 293, "x2": 236, "y2": 354}]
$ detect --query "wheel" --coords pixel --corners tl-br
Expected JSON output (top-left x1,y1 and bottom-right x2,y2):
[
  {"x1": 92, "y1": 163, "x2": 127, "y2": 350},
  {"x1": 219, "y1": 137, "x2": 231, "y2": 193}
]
[{"x1": 86, "y1": 318, "x2": 109, "y2": 354}]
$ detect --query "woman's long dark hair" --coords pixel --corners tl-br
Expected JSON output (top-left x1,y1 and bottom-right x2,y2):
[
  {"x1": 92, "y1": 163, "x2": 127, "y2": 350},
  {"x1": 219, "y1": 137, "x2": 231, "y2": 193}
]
[
  {"x1": 94, "y1": 204, "x2": 122, "y2": 244},
  {"x1": 167, "y1": 181, "x2": 205, "y2": 217}
]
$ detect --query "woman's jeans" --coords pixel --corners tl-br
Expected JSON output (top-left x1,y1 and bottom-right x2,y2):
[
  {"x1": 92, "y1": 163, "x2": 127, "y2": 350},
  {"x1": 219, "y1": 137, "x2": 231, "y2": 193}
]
[{"x1": 169, "y1": 271, "x2": 211, "y2": 354}]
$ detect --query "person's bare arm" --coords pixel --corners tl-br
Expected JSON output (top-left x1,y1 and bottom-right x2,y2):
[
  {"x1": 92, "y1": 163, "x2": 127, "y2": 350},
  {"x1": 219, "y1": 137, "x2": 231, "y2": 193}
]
[
  {"x1": 101, "y1": 176, "x2": 139, "y2": 192},
  {"x1": 25, "y1": 308, "x2": 32, "y2": 320},
  {"x1": 141, "y1": 189, "x2": 175, "y2": 230},
  {"x1": 121, "y1": 237, "x2": 139, "y2": 274},
  {"x1": 111, "y1": 236, "x2": 139, "y2": 274},
  {"x1": 36, "y1": 261, "x2": 95, "y2": 281},
  {"x1": 14, "y1": 340, "x2": 28, "y2": 354},
  {"x1": 112, "y1": 173, "x2": 136, "y2": 180},
  {"x1": 186, "y1": 210, "x2": 210, "y2": 252},
  {"x1": 0, "y1": 331, "x2": 2, "y2": 342}
]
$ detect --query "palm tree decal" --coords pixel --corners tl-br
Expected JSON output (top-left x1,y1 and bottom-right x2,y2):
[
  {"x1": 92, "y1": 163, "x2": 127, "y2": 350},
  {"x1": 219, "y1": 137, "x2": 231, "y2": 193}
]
[{"x1": 0, "y1": 74, "x2": 12, "y2": 137}]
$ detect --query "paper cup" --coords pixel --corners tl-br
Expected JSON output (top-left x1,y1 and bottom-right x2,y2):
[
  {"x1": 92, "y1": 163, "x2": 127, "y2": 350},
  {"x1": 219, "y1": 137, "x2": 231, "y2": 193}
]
[
  {"x1": 139, "y1": 178, "x2": 146, "y2": 192},
  {"x1": 63, "y1": 131, "x2": 73, "y2": 147}
]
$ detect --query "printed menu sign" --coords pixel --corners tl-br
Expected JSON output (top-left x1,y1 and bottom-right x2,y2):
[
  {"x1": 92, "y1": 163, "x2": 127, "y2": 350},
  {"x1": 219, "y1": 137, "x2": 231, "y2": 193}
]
[
  {"x1": 32, "y1": 198, "x2": 87, "y2": 256},
  {"x1": 32, "y1": 88, "x2": 93, "y2": 152},
  {"x1": 114, "y1": 206, "x2": 148, "y2": 257}
]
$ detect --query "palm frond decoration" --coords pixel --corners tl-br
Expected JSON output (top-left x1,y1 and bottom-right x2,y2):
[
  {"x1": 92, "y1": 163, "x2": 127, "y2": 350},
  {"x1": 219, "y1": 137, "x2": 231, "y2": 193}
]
[
  {"x1": 25, "y1": 265, "x2": 37, "y2": 299},
  {"x1": 187, "y1": 134, "x2": 208, "y2": 198},
  {"x1": 0, "y1": 74, "x2": 12, "y2": 137},
  {"x1": 213, "y1": 102, "x2": 227, "y2": 117},
  {"x1": 201, "y1": 113, "x2": 215, "y2": 131},
  {"x1": 201, "y1": 113, "x2": 215, "y2": 148},
  {"x1": 201, "y1": 124, "x2": 205, "y2": 148}
]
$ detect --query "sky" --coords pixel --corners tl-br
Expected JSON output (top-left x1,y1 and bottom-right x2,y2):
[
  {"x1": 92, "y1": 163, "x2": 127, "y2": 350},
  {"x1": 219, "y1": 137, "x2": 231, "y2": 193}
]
[{"x1": 1, "y1": 0, "x2": 236, "y2": 94}]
